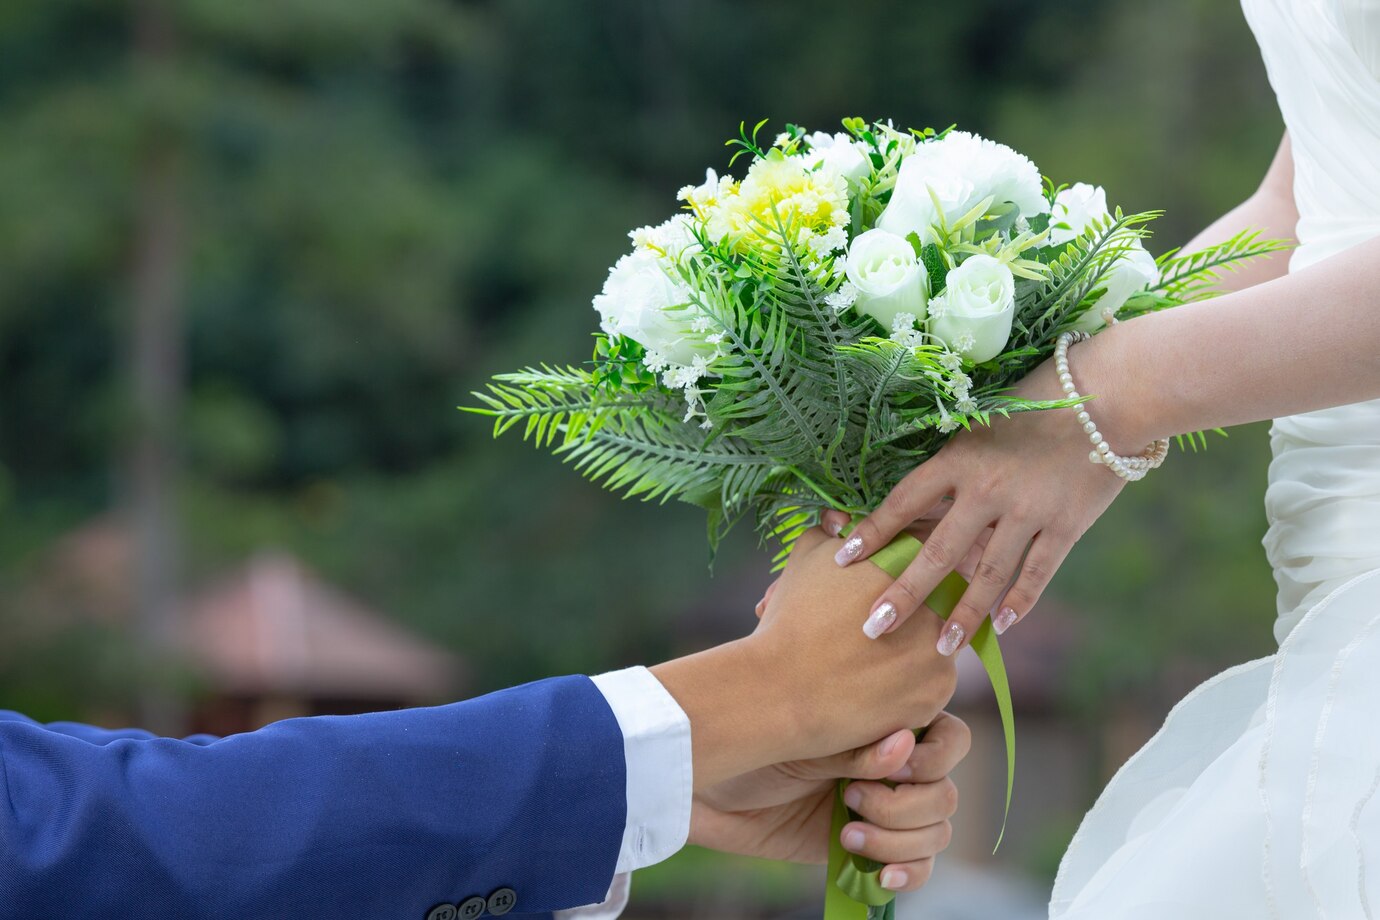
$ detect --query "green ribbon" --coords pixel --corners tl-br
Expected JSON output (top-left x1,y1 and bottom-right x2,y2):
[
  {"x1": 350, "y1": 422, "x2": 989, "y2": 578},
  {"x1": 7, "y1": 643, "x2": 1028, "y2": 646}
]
[{"x1": 822, "y1": 526, "x2": 1016, "y2": 919}]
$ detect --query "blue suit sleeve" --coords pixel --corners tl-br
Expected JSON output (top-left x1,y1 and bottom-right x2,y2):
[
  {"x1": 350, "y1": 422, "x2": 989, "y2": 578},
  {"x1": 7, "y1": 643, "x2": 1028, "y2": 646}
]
[
  {"x1": 0, "y1": 675, "x2": 626, "y2": 920},
  {"x1": 0, "y1": 711, "x2": 220, "y2": 746}
]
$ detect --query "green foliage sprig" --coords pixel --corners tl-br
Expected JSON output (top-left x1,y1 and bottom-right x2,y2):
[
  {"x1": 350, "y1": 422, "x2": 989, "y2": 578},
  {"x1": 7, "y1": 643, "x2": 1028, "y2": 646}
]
[{"x1": 465, "y1": 119, "x2": 1288, "y2": 560}]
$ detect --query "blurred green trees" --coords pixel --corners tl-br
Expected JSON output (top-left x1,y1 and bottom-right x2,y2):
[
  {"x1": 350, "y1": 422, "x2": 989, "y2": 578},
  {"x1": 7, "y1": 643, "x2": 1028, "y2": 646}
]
[{"x1": 0, "y1": 0, "x2": 1283, "y2": 720}]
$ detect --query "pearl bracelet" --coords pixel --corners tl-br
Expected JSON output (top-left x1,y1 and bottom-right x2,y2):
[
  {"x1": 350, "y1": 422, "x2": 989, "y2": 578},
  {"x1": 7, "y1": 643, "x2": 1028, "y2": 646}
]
[{"x1": 1054, "y1": 330, "x2": 1169, "y2": 482}]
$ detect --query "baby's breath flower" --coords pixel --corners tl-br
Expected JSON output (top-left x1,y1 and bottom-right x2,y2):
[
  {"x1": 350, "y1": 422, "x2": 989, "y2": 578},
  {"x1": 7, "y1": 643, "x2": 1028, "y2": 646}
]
[
  {"x1": 939, "y1": 350, "x2": 965, "y2": 372},
  {"x1": 954, "y1": 331, "x2": 976, "y2": 352},
  {"x1": 807, "y1": 226, "x2": 849, "y2": 259},
  {"x1": 956, "y1": 396, "x2": 978, "y2": 414},
  {"x1": 825, "y1": 281, "x2": 859, "y2": 314},
  {"x1": 774, "y1": 132, "x2": 793, "y2": 148}
]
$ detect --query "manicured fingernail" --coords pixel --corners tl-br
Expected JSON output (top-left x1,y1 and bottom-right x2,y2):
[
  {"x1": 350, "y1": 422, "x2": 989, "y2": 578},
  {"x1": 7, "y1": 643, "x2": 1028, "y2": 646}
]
[
  {"x1": 844, "y1": 785, "x2": 863, "y2": 810},
  {"x1": 825, "y1": 517, "x2": 844, "y2": 537},
  {"x1": 880, "y1": 867, "x2": 907, "y2": 891},
  {"x1": 937, "y1": 622, "x2": 965, "y2": 656},
  {"x1": 835, "y1": 535, "x2": 864, "y2": 566},
  {"x1": 863, "y1": 602, "x2": 897, "y2": 640},
  {"x1": 888, "y1": 764, "x2": 913, "y2": 782},
  {"x1": 993, "y1": 606, "x2": 1018, "y2": 635},
  {"x1": 842, "y1": 828, "x2": 866, "y2": 852}
]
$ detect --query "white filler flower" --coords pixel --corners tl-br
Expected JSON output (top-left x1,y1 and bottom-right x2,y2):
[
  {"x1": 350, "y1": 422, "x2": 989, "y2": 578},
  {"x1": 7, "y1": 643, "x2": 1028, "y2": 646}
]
[
  {"x1": 929, "y1": 254, "x2": 1016, "y2": 362},
  {"x1": 878, "y1": 131, "x2": 1048, "y2": 244},
  {"x1": 845, "y1": 229, "x2": 929, "y2": 329}
]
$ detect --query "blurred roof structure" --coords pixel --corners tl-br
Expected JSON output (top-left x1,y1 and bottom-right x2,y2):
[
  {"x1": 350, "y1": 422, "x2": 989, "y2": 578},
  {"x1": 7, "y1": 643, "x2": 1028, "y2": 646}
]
[
  {"x1": 184, "y1": 552, "x2": 457, "y2": 701},
  {"x1": 22, "y1": 516, "x2": 460, "y2": 703}
]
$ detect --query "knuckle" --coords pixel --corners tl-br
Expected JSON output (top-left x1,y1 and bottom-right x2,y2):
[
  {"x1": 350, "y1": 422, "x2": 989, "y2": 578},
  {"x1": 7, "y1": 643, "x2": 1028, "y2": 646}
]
[
  {"x1": 951, "y1": 601, "x2": 986, "y2": 629},
  {"x1": 1003, "y1": 583, "x2": 1035, "y2": 610},
  {"x1": 937, "y1": 661, "x2": 959, "y2": 699},
  {"x1": 948, "y1": 716, "x2": 973, "y2": 759},
  {"x1": 1020, "y1": 557, "x2": 1054, "y2": 586},
  {"x1": 936, "y1": 819, "x2": 954, "y2": 851},
  {"x1": 869, "y1": 790, "x2": 898, "y2": 828},
  {"x1": 1004, "y1": 504, "x2": 1034, "y2": 527},
  {"x1": 939, "y1": 779, "x2": 960, "y2": 817},
  {"x1": 973, "y1": 559, "x2": 1010, "y2": 588},
  {"x1": 966, "y1": 477, "x2": 998, "y2": 504},
  {"x1": 891, "y1": 576, "x2": 925, "y2": 608},
  {"x1": 919, "y1": 535, "x2": 954, "y2": 569},
  {"x1": 888, "y1": 471, "x2": 929, "y2": 513}
]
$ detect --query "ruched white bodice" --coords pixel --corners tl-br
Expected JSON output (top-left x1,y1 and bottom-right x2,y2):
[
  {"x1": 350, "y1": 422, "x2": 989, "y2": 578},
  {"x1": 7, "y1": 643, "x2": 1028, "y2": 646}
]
[{"x1": 1251, "y1": 0, "x2": 1380, "y2": 640}]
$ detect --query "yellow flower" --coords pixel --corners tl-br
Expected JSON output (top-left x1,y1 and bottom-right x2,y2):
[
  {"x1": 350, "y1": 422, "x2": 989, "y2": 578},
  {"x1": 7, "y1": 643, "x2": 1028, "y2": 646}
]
[{"x1": 692, "y1": 152, "x2": 851, "y2": 254}]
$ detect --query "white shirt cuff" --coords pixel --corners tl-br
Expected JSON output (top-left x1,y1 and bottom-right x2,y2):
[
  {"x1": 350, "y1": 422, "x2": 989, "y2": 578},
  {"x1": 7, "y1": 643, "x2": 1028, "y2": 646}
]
[
  {"x1": 590, "y1": 665, "x2": 693, "y2": 873},
  {"x1": 554, "y1": 873, "x2": 631, "y2": 920}
]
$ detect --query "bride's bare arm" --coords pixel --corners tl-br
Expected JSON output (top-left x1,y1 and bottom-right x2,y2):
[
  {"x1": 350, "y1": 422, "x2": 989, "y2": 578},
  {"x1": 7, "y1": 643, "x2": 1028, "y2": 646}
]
[
  {"x1": 830, "y1": 231, "x2": 1380, "y2": 654},
  {"x1": 1177, "y1": 133, "x2": 1299, "y2": 290}
]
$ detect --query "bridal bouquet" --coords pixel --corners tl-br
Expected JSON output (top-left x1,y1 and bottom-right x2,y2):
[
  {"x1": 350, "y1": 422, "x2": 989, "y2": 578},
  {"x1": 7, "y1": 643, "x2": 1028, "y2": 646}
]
[{"x1": 466, "y1": 119, "x2": 1280, "y2": 919}]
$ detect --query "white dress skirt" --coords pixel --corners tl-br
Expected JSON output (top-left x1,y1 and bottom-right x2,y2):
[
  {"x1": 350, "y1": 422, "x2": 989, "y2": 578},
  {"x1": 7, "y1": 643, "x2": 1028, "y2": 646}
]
[{"x1": 1046, "y1": 0, "x2": 1380, "y2": 915}]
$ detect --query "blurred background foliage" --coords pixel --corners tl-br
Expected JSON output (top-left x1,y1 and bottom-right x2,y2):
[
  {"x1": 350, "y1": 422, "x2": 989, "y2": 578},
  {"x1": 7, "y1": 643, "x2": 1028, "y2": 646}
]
[{"x1": 0, "y1": 0, "x2": 1284, "y2": 908}]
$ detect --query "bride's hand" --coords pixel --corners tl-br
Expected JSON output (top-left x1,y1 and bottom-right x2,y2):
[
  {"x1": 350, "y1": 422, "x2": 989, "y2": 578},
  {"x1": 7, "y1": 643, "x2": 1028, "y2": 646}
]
[
  {"x1": 688, "y1": 713, "x2": 970, "y2": 892},
  {"x1": 824, "y1": 351, "x2": 1132, "y2": 654}
]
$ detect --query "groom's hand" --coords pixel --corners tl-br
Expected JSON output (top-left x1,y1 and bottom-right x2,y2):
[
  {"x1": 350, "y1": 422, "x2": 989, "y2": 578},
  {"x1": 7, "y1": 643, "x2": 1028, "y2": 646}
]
[
  {"x1": 651, "y1": 527, "x2": 958, "y2": 789},
  {"x1": 688, "y1": 713, "x2": 970, "y2": 893}
]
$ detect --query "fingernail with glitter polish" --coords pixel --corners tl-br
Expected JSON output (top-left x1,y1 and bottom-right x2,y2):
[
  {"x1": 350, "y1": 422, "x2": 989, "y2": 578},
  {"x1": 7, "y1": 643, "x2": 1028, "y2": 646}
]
[
  {"x1": 993, "y1": 606, "x2": 1018, "y2": 635},
  {"x1": 824, "y1": 517, "x2": 844, "y2": 537},
  {"x1": 937, "y1": 622, "x2": 965, "y2": 656},
  {"x1": 880, "y1": 867, "x2": 907, "y2": 891},
  {"x1": 835, "y1": 535, "x2": 864, "y2": 567},
  {"x1": 863, "y1": 602, "x2": 897, "y2": 640}
]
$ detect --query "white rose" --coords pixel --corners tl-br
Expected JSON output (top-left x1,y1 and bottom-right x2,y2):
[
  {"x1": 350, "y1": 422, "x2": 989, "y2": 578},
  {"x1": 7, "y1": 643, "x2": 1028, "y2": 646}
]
[
  {"x1": 878, "y1": 131, "x2": 1048, "y2": 244},
  {"x1": 929, "y1": 254, "x2": 1016, "y2": 362},
  {"x1": 593, "y1": 250, "x2": 713, "y2": 367},
  {"x1": 844, "y1": 229, "x2": 928, "y2": 329},
  {"x1": 803, "y1": 132, "x2": 871, "y2": 184},
  {"x1": 1049, "y1": 182, "x2": 1110, "y2": 246},
  {"x1": 877, "y1": 169, "x2": 976, "y2": 246},
  {"x1": 1072, "y1": 244, "x2": 1159, "y2": 332}
]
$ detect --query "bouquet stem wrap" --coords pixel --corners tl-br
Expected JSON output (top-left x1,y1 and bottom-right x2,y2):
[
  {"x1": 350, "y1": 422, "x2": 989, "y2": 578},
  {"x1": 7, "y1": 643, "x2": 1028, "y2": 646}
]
[{"x1": 822, "y1": 524, "x2": 1015, "y2": 920}]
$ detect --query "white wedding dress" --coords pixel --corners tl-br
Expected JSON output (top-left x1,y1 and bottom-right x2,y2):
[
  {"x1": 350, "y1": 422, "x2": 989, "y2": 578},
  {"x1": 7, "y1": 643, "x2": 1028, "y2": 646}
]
[{"x1": 1048, "y1": 1, "x2": 1380, "y2": 916}]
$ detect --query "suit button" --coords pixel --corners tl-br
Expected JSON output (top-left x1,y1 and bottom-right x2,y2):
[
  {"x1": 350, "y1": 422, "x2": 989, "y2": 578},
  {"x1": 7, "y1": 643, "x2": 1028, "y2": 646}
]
[
  {"x1": 426, "y1": 905, "x2": 457, "y2": 920},
  {"x1": 458, "y1": 896, "x2": 487, "y2": 919},
  {"x1": 487, "y1": 887, "x2": 517, "y2": 916}
]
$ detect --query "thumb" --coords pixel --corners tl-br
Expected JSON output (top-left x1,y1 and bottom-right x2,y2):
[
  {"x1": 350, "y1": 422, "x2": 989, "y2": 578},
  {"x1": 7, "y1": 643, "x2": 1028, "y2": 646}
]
[
  {"x1": 846, "y1": 729, "x2": 917, "y2": 780},
  {"x1": 798, "y1": 729, "x2": 916, "y2": 782}
]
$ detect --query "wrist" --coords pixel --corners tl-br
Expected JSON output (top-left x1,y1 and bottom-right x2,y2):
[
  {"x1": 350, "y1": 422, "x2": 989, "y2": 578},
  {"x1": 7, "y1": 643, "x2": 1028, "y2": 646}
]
[
  {"x1": 650, "y1": 637, "x2": 802, "y2": 790},
  {"x1": 1067, "y1": 322, "x2": 1165, "y2": 450}
]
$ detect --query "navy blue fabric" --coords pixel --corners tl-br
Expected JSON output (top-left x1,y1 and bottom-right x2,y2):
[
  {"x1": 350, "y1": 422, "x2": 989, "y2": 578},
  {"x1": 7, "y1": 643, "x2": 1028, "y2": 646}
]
[{"x1": 0, "y1": 675, "x2": 626, "y2": 920}]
